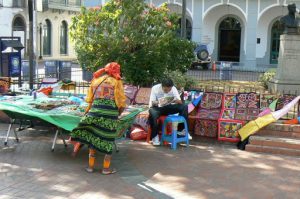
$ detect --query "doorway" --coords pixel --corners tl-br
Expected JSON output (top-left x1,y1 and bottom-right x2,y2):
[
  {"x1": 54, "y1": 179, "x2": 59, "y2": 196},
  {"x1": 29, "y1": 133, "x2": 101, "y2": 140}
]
[{"x1": 218, "y1": 17, "x2": 241, "y2": 62}]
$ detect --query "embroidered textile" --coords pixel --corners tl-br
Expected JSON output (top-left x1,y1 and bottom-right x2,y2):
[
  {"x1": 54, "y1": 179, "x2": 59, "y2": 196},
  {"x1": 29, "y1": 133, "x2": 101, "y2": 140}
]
[
  {"x1": 219, "y1": 121, "x2": 242, "y2": 141},
  {"x1": 275, "y1": 94, "x2": 296, "y2": 111},
  {"x1": 235, "y1": 92, "x2": 260, "y2": 120},
  {"x1": 260, "y1": 94, "x2": 277, "y2": 110},
  {"x1": 194, "y1": 120, "x2": 218, "y2": 137}
]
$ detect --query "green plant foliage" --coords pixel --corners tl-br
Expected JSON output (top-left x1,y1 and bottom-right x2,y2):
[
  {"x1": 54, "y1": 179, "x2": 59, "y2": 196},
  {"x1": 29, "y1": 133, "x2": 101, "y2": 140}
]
[
  {"x1": 70, "y1": 0, "x2": 195, "y2": 86},
  {"x1": 259, "y1": 69, "x2": 276, "y2": 89},
  {"x1": 165, "y1": 70, "x2": 196, "y2": 90}
]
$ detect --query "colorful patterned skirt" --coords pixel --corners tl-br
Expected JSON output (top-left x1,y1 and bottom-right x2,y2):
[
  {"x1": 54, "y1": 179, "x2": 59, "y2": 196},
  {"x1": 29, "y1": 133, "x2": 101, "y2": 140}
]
[{"x1": 71, "y1": 98, "x2": 123, "y2": 154}]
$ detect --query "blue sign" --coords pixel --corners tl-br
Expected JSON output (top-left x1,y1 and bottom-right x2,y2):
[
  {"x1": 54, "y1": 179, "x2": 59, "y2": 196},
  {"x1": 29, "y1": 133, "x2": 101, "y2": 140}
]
[{"x1": 10, "y1": 54, "x2": 21, "y2": 77}]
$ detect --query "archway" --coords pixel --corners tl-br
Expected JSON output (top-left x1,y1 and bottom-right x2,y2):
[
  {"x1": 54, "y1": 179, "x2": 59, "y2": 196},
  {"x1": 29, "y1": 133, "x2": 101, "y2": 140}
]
[
  {"x1": 218, "y1": 17, "x2": 241, "y2": 62},
  {"x1": 12, "y1": 16, "x2": 26, "y2": 57},
  {"x1": 270, "y1": 20, "x2": 283, "y2": 64}
]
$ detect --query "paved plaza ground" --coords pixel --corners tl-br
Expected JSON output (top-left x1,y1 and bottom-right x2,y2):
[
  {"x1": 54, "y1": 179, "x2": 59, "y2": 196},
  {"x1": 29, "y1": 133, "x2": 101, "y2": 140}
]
[{"x1": 0, "y1": 123, "x2": 299, "y2": 199}]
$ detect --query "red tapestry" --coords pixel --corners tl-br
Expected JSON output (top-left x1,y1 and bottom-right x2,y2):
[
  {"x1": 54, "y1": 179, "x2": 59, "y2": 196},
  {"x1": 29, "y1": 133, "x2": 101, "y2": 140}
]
[
  {"x1": 194, "y1": 120, "x2": 218, "y2": 138},
  {"x1": 197, "y1": 92, "x2": 223, "y2": 120}
]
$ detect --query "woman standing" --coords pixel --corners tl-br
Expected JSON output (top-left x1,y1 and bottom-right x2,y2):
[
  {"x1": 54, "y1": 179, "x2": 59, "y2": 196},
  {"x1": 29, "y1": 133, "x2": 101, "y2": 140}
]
[{"x1": 71, "y1": 62, "x2": 126, "y2": 175}]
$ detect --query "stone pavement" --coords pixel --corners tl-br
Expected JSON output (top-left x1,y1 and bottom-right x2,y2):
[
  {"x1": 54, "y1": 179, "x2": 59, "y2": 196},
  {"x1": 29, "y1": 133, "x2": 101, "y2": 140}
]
[{"x1": 0, "y1": 123, "x2": 299, "y2": 199}]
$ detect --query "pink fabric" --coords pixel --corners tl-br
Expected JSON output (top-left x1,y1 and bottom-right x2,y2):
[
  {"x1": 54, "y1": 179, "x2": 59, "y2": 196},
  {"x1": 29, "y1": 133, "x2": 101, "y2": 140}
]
[{"x1": 258, "y1": 108, "x2": 272, "y2": 117}]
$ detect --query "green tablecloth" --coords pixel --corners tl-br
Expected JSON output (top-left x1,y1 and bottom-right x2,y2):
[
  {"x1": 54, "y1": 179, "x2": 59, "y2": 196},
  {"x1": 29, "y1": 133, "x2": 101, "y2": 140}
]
[{"x1": 0, "y1": 96, "x2": 145, "y2": 132}]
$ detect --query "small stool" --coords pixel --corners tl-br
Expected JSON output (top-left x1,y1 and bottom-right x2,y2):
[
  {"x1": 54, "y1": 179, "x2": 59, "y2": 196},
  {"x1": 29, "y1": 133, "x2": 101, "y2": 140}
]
[{"x1": 161, "y1": 115, "x2": 189, "y2": 150}]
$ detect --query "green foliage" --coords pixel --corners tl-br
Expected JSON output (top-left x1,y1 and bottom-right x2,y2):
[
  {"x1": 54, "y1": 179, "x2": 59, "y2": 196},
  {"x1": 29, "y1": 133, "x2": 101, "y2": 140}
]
[
  {"x1": 259, "y1": 69, "x2": 276, "y2": 88},
  {"x1": 70, "y1": 0, "x2": 195, "y2": 86},
  {"x1": 165, "y1": 70, "x2": 197, "y2": 90}
]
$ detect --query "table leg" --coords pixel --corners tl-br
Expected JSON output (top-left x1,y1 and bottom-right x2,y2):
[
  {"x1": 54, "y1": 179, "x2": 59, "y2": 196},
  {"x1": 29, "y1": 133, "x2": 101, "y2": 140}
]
[
  {"x1": 60, "y1": 130, "x2": 67, "y2": 148},
  {"x1": 12, "y1": 125, "x2": 19, "y2": 142},
  {"x1": 4, "y1": 119, "x2": 15, "y2": 146},
  {"x1": 51, "y1": 129, "x2": 59, "y2": 152}
]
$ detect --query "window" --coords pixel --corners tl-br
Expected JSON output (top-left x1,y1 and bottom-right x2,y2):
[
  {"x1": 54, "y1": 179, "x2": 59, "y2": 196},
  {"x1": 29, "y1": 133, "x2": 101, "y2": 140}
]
[
  {"x1": 12, "y1": 16, "x2": 25, "y2": 31},
  {"x1": 60, "y1": 21, "x2": 68, "y2": 55},
  {"x1": 43, "y1": 19, "x2": 52, "y2": 56},
  {"x1": 270, "y1": 20, "x2": 284, "y2": 64},
  {"x1": 12, "y1": 0, "x2": 24, "y2": 7}
]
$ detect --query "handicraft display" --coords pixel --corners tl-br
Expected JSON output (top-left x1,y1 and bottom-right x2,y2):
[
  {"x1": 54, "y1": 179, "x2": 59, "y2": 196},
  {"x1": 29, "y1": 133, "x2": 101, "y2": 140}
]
[
  {"x1": 221, "y1": 94, "x2": 236, "y2": 119},
  {"x1": 275, "y1": 94, "x2": 296, "y2": 111},
  {"x1": 194, "y1": 92, "x2": 223, "y2": 138},
  {"x1": 197, "y1": 92, "x2": 222, "y2": 119},
  {"x1": 218, "y1": 121, "x2": 243, "y2": 142},
  {"x1": 235, "y1": 92, "x2": 260, "y2": 121}
]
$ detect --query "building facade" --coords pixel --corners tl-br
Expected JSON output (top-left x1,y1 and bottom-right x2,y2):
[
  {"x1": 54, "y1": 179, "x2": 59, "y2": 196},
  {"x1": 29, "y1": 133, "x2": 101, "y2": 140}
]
[
  {"x1": 36, "y1": 0, "x2": 82, "y2": 61},
  {"x1": 147, "y1": 0, "x2": 300, "y2": 68},
  {"x1": 0, "y1": 0, "x2": 82, "y2": 62}
]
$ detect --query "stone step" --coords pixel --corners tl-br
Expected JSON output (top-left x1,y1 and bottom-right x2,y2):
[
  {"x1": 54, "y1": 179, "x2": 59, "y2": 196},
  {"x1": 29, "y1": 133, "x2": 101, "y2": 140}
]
[
  {"x1": 249, "y1": 135, "x2": 300, "y2": 150},
  {"x1": 263, "y1": 123, "x2": 300, "y2": 132},
  {"x1": 255, "y1": 129, "x2": 300, "y2": 138},
  {"x1": 245, "y1": 145, "x2": 300, "y2": 157}
]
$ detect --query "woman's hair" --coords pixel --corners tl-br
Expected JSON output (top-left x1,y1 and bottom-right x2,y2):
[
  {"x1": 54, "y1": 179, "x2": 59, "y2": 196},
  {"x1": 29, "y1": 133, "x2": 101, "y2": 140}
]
[{"x1": 161, "y1": 78, "x2": 174, "y2": 87}]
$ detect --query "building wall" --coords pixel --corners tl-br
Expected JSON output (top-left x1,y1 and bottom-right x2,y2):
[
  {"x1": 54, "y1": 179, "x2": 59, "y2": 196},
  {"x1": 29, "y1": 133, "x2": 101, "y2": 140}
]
[{"x1": 36, "y1": 10, "x2": 77, "y2": 61}]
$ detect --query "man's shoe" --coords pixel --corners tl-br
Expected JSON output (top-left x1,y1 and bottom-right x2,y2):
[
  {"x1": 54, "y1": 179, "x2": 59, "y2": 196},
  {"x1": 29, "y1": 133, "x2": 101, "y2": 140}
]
[
  {"x1": 177, "y1": 129, "x2": 192, "y2": 140},
  {"x1": 152, "y1": 135, "x2": 160, "y2": 146}
]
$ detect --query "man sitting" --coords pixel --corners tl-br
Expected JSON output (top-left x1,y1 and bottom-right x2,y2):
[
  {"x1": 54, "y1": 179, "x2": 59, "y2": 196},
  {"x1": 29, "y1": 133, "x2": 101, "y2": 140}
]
[{"x1": 148, "y1": 78, "x2": 191, "y2": 145}]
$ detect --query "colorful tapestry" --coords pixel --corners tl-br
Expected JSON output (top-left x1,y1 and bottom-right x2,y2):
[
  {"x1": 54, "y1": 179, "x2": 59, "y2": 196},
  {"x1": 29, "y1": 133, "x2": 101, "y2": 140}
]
[
  {"x1": 200, "y1": 92, "x2": 223, "y2": 109},
  {"x1": 134, "y1": 87, "x2": 151, "y2": 105},
  {"x1": 275, "y1": 94, "x2": 296, "y2": 111},
  {"x1": 219, "y1": 121, "x2": 243, "y2": 142},
  {"x1": 194, "y1": 119, "x2": 218, "y2": 137},
  {"x1": 235, "y1": 92, "x2": 260, "y2": 121},
  {"x1": 221, "y1": 94, "x2": 236, "y2": 119},
  {"x1": 197, "y1": 109, "x2": 221, "y2": 120},
  {"x1": 224, "y1": 94, "x2": 236, "y2": 109},
  {"x1": 260, "y1": 94, "x2": 277, "y2": 110},
  {"x1": 222, "y1": 109, "x2": 235, "y2": 119}
]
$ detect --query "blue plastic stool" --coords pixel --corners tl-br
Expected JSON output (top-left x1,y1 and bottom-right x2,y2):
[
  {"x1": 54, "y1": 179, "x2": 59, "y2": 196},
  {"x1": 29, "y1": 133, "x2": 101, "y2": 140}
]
[{"x1": 161, "y1": 115, "x2": 189, "y2": 150}]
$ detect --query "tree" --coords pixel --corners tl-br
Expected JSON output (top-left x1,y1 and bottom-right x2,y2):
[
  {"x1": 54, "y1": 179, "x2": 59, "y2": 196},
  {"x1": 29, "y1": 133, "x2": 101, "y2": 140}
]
[{"x1": 70, "y1": 0, "x2": 195, "y2": 86}]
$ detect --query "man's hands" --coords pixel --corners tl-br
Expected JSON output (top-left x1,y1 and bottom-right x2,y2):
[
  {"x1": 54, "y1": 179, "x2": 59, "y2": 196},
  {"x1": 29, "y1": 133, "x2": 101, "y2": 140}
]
[{"x1": 173, "y1": 99, "x2": 182, "y2": 104}]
